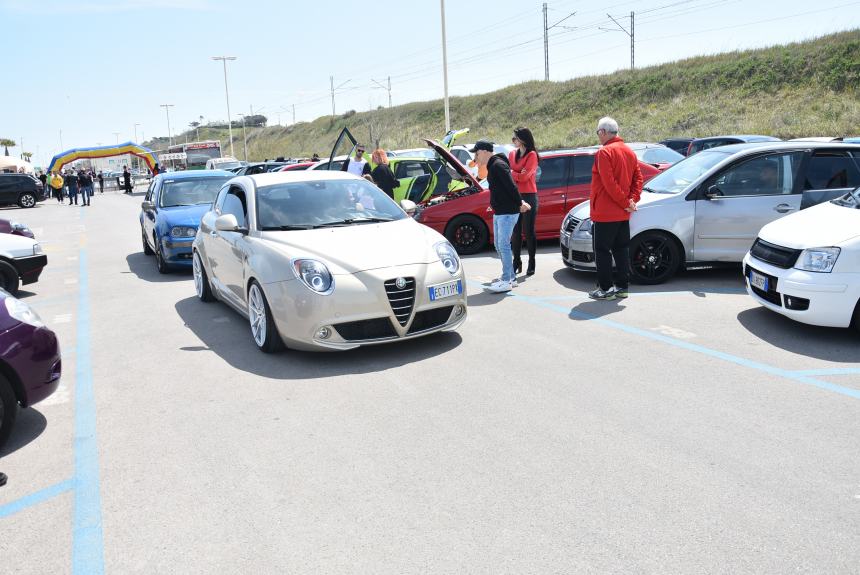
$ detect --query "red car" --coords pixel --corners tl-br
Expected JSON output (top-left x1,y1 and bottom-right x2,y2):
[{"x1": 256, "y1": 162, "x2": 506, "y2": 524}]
[
  {"x1": 277, "y1": 162, "x2": 314, "y2": 172},
  {"x1": 416, "y1": 144, "x2": 660, "y2": 254}
]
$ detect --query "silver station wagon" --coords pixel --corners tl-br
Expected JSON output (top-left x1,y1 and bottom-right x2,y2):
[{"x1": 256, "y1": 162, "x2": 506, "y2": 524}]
[{"x1": 561, "y1": 142, "x2": 860, "y2": 284}]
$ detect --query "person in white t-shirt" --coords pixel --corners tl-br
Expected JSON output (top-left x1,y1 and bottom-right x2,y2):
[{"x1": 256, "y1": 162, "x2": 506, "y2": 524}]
[{"x1": 340, "y1": 145, "x2": 372, "y2": 177}]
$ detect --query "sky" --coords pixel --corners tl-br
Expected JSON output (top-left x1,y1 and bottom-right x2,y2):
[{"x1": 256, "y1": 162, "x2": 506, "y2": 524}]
[{"x1": 2, "y1": 0, "x2": 859, "y2": 168}]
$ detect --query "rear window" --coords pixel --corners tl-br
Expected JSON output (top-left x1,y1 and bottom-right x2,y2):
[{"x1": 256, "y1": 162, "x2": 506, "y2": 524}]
[{"x1": 803, "y1": 152, "x2": 860, "y2": 190}]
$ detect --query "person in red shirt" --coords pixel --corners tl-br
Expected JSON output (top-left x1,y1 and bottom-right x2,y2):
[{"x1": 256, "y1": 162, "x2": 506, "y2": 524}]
[
  {"x1": 588, "y1": 117, "x2": 644, "y2": 301},
  {"x1": 509, "y1": 127, "x2": 540, "y2": 277}
]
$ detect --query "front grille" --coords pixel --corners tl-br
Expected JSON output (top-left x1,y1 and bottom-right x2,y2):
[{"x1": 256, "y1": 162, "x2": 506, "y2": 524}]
[
  {"x1": 333, "y1": 318, "x2": 397, "y2": 341},
  {"x1": 570, "y1": 250, "x2": 594, "y2": 263},
  {"x1": 745, "y1": 265, "x2": 782, "y2": 307},
  {"x1": 749, "y1": 238, "x2": 801, "y2": 269},
  {"x1": 407, "y1": 306, "x2": 454, "y2": 334},
  {"x1": 564, "y1": 217, "x2": 581, "y2": 234},
  {"x1": 384, "y1": 277, "x2": 416, "y2": 326}
]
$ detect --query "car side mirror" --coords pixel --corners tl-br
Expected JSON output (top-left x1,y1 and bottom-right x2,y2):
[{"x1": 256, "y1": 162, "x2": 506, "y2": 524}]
[
  {"x1": 400, "y1": 199, "x2": 417, "y2": 215},
  {"x1": 705, "y1": 185, "x2": 724, "y2": 200},
  {"x1": 141, "y1": 201, "x2": 154, "y2": 211},
  {"x1": 215, "y1": 213, "x2": 247, "y2": 233}
]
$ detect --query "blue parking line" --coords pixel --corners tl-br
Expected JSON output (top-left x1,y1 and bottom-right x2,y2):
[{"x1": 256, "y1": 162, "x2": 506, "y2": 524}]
[
  {"x1": 790, "y1": 368, "x2": 860, "y2": 376},
  {"x1": 0, "y1": 479, "x2": 74, "y2": 519},
  {"x1": 469, "y1": 281, "x2": 860, "y2": 400},
  {"x1": 72, "y1": 241, "x2": 105, "y2": 574}
]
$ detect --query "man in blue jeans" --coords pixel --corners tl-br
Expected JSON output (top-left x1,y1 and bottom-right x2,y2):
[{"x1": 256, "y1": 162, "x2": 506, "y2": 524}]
[{"x1": 471, "y1": 140, "x2": 531, "y2": 293}]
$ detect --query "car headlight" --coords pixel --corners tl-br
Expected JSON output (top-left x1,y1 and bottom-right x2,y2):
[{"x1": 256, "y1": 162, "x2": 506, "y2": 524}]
[
  {"x1": 32, "y1": 243, "x2": 43, "y2": 255},
  {"x1": 293, "y1": 259, "x2": 334, "y2": 294},
  {"x1": 170, "y1": 226, "x2": 197, "y2": 238},
  {"x1": 794, "y1": 247, "x2": 840, "y2": 273},
  {"x1": 4, "y1": 296, "x2": 44, "y2": 327},
  {"x1": 434, "y1": 241, "x2": 460, "y2": 275},
  {"x1": 573, "y1": 218, "x2": 593, "y2": 239}
]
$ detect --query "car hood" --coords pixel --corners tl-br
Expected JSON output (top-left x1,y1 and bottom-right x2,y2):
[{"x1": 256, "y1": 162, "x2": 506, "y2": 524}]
[
  {"x1": 569, "y1": 190, "x2": 674, "y2": 220},
  {"x1": 159, "y1": 204, "x2": 211, "y2": 227},
  {"x1": 758, "y1": 200, "x2": 860, "y2": 248},
  {"x1": 260, "y1": 218, "x2": 446, "y2": 274}
]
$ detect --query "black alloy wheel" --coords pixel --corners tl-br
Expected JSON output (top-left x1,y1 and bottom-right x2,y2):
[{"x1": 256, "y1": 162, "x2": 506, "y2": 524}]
[
  {"x1": 629, "y1": 231, "x2": 681, "y2": 285},
  {"x1": 445, "y1": 215, "x2": 489, "y2": 255},
  {"x1": 155, "y1": 237, "x2": 170, "y2": 274}
]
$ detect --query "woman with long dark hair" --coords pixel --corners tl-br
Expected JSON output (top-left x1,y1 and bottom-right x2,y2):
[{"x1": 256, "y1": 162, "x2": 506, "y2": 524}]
[{"x1": 509, "y1": 127, "x2": 539, "y2": 276}]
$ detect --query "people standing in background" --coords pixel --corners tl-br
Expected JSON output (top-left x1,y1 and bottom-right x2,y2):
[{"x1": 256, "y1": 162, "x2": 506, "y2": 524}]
[
  {"x1": 370, "y1": 149, "x2": 398, "y2": 200},
  {"x1": 340, "y1": 145, "x2": 372, "y2": 177},
  {"x1": 38, "y1": 171, "x2": 48, "y2": 192},
  {"x1": 50, "y1": 171, "x2": 65, "y2": 203},
  {"x1": 509, "y1": 127, "x2": 540, "y2": 277},
  {"x1": 588, "y1": 116, "x2": 643, "y2": 301},
  {"x1": 97, "y1": 171, "x2": 104, "y2": 193},
  {"x1": 65, "y1": 170, "x2": 79, "y2": 205},
  {"x1": 122, "y1": 166, "x2": 132, "y2": 194},
  {"x1": 77, "y1": 169, "x2": 89, "y2": 206}
]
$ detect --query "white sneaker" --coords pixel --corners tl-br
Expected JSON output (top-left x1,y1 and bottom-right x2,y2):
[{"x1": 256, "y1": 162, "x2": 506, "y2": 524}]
[{"x1": 487, "y1": 280, "x2": 512, "y2": 293}]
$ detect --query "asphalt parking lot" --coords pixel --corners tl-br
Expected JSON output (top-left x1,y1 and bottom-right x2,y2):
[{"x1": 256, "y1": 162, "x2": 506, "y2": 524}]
[{"x1": 1, "y1": 189, "x2": 859, "y2": 574}]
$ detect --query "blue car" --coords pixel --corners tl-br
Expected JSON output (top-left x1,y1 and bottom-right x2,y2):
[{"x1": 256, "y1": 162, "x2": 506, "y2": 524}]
[{"x1": 140, "y1": 170, "x2": 233, "y2": 273}]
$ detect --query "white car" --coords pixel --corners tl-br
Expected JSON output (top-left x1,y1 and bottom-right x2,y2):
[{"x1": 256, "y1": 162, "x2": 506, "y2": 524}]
[
  {"x1": 743, "y1": 186, "x2": 860, "y2": 329},
  {"x1": 0, "y1": 233, "x2": 46, "y2": 294},
  {"x1": 205, "y1": 157, "x2": 242, "y2": 171}
]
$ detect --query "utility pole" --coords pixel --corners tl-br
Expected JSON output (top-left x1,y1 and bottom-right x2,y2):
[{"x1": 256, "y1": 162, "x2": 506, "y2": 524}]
[
  {"x1": 371, "y1": 76, "x2": 392, "y2": 108},
  {"x1": 330, "y1": 77, "x2": 351, "y2": 116},
  {"x1": 159, "y1": 104, "x2": 174, "y2": 146},
  {"x1": 603, "y1": 11, "x2": 635, "y2": 69},
  {"x1": 543, "y1": 4, "x2": 576, "y2": 81},
  {"x1": 211, "y1": 56, "x2": 237, "y2": 157},
  {"x1": 238, "y1": 114, "x2": 248, "y2": 162},
  {"x1": 292, "y1": 104, "x2": 296, "y2": 124},
  {"x1": 440, "y1": 0, "x2": 450, "y2": 132},
  {"x1": 113, "y1": 132, "x2": 120, "y2": 145}
]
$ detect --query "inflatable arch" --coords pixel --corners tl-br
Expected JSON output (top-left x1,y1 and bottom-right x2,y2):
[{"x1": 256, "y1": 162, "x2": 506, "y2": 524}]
[{"x1": 47, "y1": 142, "x2": 159, "y2": 173}]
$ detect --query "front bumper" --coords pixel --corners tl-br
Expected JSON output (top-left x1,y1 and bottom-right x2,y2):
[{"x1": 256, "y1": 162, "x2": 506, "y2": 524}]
[
  {"x1": 742, "y1": 253, "x2": 860, "y2": 328},
  {"x1": 560, "y1": 232, "x2": 596, "y2": 271},
  {"x1": 263, "y1": 264, "x2": 468, "y2": 351},
  {"x1": 14, "y1": 254, "x2": 48, "y2": 285},
  {"x1": 2, "y1": 322, "x2": 62, "y2": 407},
  {"x1": 161, "y1": 237, "x2": 194, "y2": 266}
]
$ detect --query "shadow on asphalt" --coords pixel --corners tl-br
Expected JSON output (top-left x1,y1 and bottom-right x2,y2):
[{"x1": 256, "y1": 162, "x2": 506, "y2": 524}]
[
  {"x1": 551, "y1": 265, "x2": 746, "y2": 296},
  {"x1": 0, "y1": 408, "x2": 47, "y2": 458},
  {"x1": 736, "y1": 308, "x2": 860, "y2": 362},
  {"x1": 466, "y1": 289, "x2": 509, "y2": 307},
  {"x1": 125, "y1": 252, "x2": 192, "y2": 283},
  {"x1": 568, "y1": 299, "x2": 627, "y2": 320},
  {"x1": 174, "y1": 296, "x2": 463, "y2": 379},
  {"x1": 13, "y1": 290, "x2": 38, "y2": 300}
]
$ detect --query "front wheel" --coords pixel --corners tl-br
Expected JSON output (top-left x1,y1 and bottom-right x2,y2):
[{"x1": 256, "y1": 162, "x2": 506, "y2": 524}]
[
  {"x1": 193, "y1": 252, "x2": 215, "y2": 302},
  {"x1": 0, "y1": 373, "x2": 19, "y2": 450},
  {"x1": 629, "y1": 231, "x2": 681, "y2": 285},
  {"x1": 142, "y1": 228, "x2": 154, "y2": 255},
  {"x1": 248, "y1": 282, "x2": 284, "y2": 353},
  {"x1": 0, "y1": 260, "x2": 20, "y2": 295},
  {"x1": 154, "y1": 237, "x2": 170, "y2": 274},
  {"x1": 445, "y1": 215, "x2": 489, "y2": 255},
  {"x1": 18, "y1": 192, "x2": 37, "y2": 208}
]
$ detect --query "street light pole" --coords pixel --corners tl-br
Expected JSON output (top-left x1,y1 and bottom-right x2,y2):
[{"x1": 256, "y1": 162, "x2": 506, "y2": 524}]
[
  {"x1": 159, "y1": 104, "x2": 174, "y2": 147},
  {"x1": 134, "y1": 123, "x2": 141, "y2": 172},
  {"x1": 212, "y1": 56, "x2": 237, "y2": 158},
  {"x1": 238, "y1": 113, "x2": 248, "y2": 162},
  {"x1": 440, "y1": 0, "x2": 450, "y2": 132}
]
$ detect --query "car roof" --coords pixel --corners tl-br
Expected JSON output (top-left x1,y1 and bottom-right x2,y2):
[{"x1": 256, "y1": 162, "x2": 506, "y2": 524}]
[
  {"x1": 626, "y1": 142, "x2": 672, "y2": 150},
  {"x1": 540, "y1": 147, "x2": 600, "y2": 157},
  {"x1": 248, "y1": 170, "x2": 365, "y2": 186},
  {"x1": 158, "y1": 169, "x2": 233, "y2": 179},
  {"x1": 698, "y1": 141, "x2": 860, "y2": 154},
  {"x1": 692, "y1": 135, "x2": 780, "y2": 142}
]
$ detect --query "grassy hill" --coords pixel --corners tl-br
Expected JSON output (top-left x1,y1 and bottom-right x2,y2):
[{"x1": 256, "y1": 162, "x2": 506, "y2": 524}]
[{"x1": 145, "y1": 30, "x2": 860, "y2": 160}]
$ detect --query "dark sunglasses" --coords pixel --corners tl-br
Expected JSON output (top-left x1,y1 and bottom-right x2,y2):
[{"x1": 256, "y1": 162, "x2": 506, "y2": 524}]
[{"x1": 356, "y1": 149, "x2": 365, "y2": 154}]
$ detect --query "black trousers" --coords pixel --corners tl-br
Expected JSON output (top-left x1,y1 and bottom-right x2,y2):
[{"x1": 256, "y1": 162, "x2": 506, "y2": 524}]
[
  {"x1": 511, "y1": 193, "x2": 538, "y2": 267},
  {"x1": 593, "y1": 220, "x2": 630, "y2": 291}
]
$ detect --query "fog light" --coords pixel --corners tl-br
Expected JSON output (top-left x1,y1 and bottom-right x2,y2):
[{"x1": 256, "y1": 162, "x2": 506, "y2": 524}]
[
  {"x1": 453, "y1": 305, "x2": 465, "y2": 317},
  {"x1": 316, "y1": 326, "x2": 332, "y2": 340}
]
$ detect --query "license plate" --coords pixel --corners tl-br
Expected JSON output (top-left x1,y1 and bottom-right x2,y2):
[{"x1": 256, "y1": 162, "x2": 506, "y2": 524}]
[
  {"x1": 749, "y1": 269, "x2": 769, "y2": 292},
  {"x1": 429, "y1": 280, "x2": 462, "y2": 301}
]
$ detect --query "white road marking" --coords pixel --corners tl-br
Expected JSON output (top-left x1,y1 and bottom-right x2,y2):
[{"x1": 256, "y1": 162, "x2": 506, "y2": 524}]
[
  {"x1": 64, "y1": 278, "x2": 78, "y2": 285},
  {"x1": 650, "y1": 325, "x2": 697, "y2": 339},
  {"x1": 53, "y1": 314, "x2": 73, "y2": 324}
]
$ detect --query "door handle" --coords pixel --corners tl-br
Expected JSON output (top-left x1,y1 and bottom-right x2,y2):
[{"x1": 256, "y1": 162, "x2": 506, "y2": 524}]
[{"x1": 773, "y1": 203, "x2": 796, "y2": 213}]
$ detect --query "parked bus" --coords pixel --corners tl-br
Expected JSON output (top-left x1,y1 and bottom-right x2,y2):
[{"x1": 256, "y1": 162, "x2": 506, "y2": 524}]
[{"x1": 166, "y1": 141, "x2": 222, "y2": 170}]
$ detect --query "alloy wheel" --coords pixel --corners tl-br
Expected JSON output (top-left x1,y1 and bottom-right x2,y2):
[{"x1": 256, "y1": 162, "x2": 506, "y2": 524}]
[
  {"x1": 248, "y1": 284, "x2": 267, "y2": 348},
  {"x1": 193, "y1": 253, "x2": 204, "y2": 297}
]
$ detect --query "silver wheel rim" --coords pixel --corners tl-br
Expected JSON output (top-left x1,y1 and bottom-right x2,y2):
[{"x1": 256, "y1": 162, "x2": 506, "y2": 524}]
[
  {"x1": 248, "y1": 284, "x2": 266, "y2": 347},
  {"x1": 22, "y1": 195, "x2": 34, "y2": 207},
  {"x1": 193, "y1": 253, "x2": 203, "y2": 297}
]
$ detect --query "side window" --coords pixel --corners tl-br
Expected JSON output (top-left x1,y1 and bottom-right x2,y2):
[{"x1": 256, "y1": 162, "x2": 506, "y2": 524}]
[
  {"x1": 150, "y1": 182, "x2": 160, "y2": 205},
  {"x1": 214, "y1": 187, "x2": 229, "y2": 213},
  {"x1": 571, "y1": 156, "x2": 594, "y2": 185},
  {"x1": 803, "y1": 151, "x2": 860, "y2": 190},
  {"x1": 144, "y1": 181, "x2": 155, "y2": 202},
  {"x1": 536, "y1": 156, "x2": 569, "y2": 190},
  {"x1": 452, "y1": 149, "x2": 470, "y2": 164},
  {"x1": 221, "y1": 186, "x2": 247, "y2": 227},
  {"x1": 395, "y1": 161, "x2": 431, "y2": 179},
  {"x1": 711, "y1": 152, "x2": 803, "y2": 197}
]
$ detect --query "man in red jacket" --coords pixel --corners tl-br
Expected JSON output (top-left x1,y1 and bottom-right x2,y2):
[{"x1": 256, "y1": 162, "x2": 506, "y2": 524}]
[{"x1": 588, "y1": 117, "x2": 644, "y2": 301}]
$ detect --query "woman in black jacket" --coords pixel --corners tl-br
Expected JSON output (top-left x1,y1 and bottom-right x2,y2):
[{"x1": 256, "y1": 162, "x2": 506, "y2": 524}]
[{"x1": 370, "y1": 149, "x2": 398, "y2": 199}]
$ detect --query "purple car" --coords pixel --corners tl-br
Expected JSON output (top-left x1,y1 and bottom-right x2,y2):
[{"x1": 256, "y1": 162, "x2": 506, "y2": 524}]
[{"x1": 0, "y1": 290, "x2": 61, "y2": 449}]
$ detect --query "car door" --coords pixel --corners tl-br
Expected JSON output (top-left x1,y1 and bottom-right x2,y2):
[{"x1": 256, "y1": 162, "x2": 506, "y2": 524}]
[
  {"x1": 692, "y1": 151, "x2": 804, "y2": 261},
  {"x1": 142, "y1": 179, "x2": 160, "y2": 247},
  {"x1": 567, "y1": 155, "x2": 594, "y2": 211},
  {"x1": 0, "y1": 177, "x2": 15, "y2": 204},
  {"x1": 799, "y1": 149, "x2": 860, "y2": 209},
  {"x1": 208, "y1": 184, "x2": 249, "y2": 306},
  {"x1": 326, "y1": 127, "x2": 358, "y2": 170},
  {"x1": 533, "y1": 155, "x2": 570, "y2": 236}
]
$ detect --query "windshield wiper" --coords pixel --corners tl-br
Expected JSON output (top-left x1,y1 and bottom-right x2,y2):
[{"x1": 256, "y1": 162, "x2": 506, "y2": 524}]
[
  {"x1": 315, "y1": 217, "x2": 396, "y2": 227},
  {"x1": 262, "y1": 224, "x2": 314, "y2": 230}
]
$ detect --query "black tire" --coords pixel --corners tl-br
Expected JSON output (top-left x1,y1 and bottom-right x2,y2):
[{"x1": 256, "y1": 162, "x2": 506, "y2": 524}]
[
  {"x1": 154, "y1": 237, "x2": 170, "y2": 274},
  {"x1": 247, "y1": 281, "x2": 284, "y2": 353},
  {"x1": 852, "y1": 298, "x2": 860, "y2": 333},
  {"x1": 142, "y1": 228, "x2": 154, "y2": 255},
  {"x1": 18, "y1": 192, "x2": 37, "y2": 209},
  {"x1": 0, "y1": 373, "x2": 19, "y2": 450},
  {"x1": 0, "y1": 260, "x2": 20, "y2": 295},
  {"x1": 629, "y1": 231, "x2": 681, "y2": 285},
  {"x1": 445, "y1": 215, "x2": 489, "y2": 255},
  {"x1": 193, "y1": 251, "x2": 215, "y2": 302}
]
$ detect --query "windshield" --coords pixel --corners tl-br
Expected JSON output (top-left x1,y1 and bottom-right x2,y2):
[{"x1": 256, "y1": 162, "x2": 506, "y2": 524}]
[
  {"x1": 643, "y1": 150, "x2": 729, "y2": 194},
  {"x1": 212, "y1": 161, "x2": 241, "y2": 170},
  {"x1": 256, "y1": 179, "x2": 408, "y2": 230},
  {"x1": 832, "y1": 186, "x2": 860, "y2": 208},
  {"x1": 638, "y1": 147, "x2": 684, "y2": 164},
  {"x1": 159, "y1": 177, "x2": 229, "y2": 207}
]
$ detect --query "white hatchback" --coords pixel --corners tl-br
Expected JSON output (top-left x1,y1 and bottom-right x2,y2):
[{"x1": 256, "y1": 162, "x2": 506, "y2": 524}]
[{"x1": 743, "y1": 187, "x2": 860, "y2": 329}]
